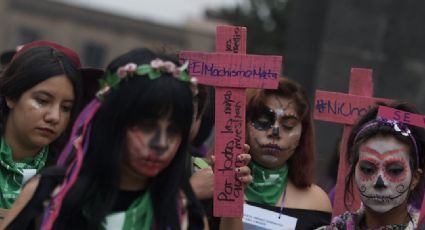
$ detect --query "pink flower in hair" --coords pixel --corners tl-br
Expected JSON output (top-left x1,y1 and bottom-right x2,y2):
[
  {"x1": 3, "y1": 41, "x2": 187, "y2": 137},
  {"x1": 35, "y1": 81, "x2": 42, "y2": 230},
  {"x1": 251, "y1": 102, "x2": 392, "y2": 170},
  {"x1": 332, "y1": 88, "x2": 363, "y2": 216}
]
[
  {"x1": 150, "y1": 59, "x2": 164, "y2": 69},
  {"x1": 117, "y1": 63, "x2": 137, "y2": 79},
  {"x1": 117, "y1": 67, "x2": 127, "y2": 79},
  {"x1": 150, "y1": 59, "x2": 178, "y2": 75},
  {"x1": 124, "y1": 63, "x2": 137, "y2": 72},
  {"x1": 162, "y1": 61, "x2": 176, "y2": 72}
]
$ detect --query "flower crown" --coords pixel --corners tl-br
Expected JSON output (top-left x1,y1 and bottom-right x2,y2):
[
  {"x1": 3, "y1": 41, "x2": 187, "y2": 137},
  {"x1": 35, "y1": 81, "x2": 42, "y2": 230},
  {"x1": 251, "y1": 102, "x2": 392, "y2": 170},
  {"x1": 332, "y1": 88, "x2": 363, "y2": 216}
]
[{"x1": 96, "y1": 59, "x2": 197, "y2": 100}]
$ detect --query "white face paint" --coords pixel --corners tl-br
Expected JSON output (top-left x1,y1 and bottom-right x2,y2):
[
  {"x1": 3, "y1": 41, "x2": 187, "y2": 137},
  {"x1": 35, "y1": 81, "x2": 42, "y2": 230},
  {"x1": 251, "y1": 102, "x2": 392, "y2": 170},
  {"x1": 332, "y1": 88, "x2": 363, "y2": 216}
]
[
  {"x1": 248, "y1": 96, "x2": 302, "y2": 169},
  {"x1": 29, "y1": 99, "x2": 43, "y2": 109},
  {"x1": 355, "y1": 136, "x2": 412, "y2": 213},
  {"x1": 124, "y1": 118, "x2": 182, "y2": 178}
]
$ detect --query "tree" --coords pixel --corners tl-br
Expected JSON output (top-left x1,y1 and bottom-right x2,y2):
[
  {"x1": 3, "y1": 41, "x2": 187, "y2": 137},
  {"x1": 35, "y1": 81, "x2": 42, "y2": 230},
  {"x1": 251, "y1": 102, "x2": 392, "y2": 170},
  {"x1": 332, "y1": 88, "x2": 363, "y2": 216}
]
[{"x1": 205, "y1": 0, "x2": 293, "y2": 55}]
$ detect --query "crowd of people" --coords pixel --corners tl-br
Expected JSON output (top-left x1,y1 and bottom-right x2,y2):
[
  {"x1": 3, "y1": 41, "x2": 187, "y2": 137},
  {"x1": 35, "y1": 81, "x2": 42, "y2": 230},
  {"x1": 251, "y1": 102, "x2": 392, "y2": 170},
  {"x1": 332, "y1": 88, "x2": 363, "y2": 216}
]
[{"x1": 0, "y1": 39, "x2": 423, "y2": 230}]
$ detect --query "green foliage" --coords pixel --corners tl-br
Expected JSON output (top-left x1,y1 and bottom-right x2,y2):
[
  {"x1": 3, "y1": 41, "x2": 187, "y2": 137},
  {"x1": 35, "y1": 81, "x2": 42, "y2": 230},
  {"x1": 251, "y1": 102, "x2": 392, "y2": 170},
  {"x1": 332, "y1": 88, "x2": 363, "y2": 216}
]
[{"x1": 206, "y1": 0, "x2": 293, "y2": 55}]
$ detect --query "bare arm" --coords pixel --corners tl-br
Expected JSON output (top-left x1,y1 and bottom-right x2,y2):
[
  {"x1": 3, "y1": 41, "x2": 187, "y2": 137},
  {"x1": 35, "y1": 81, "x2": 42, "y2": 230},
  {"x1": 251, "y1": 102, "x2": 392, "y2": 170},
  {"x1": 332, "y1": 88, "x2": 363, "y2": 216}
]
[
  {"x1": 190, "y1": 167, "x2": 214, "y2": 200},
  {"x1": 0, "y1": 176, "x2": 40, "y2": 229},
  {"x1": 0, "y1": 209, "x2": 8, "y2": 223},
  {"x1": 219, "y1": 217, "x2": 243, "y2": 230},
  {"x1": 285, "y1": 182, "x2": 332, "y2": 212}
]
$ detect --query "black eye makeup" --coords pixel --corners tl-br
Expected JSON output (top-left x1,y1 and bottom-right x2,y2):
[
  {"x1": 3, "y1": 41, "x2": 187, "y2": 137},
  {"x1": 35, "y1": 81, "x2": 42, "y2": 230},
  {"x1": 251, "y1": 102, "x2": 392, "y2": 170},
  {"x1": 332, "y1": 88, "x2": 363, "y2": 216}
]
[
  {"x1": 251, "y1": 107, "x2": 299, "y2": 131},
  {"x1": 251, "y1": 108, "x2": 276, "y2": 131}
]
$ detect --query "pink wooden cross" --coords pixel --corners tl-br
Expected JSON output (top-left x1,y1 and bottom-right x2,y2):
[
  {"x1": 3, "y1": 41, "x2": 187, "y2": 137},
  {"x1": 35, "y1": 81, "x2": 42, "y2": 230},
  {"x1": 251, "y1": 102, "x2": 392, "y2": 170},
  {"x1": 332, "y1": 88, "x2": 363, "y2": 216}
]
[
  {"x1": 180, "y1": 25, "x2": 282, "y2": 217},
  {"x1": 314, "y1": 68, "x2": 391, "y2": 216}
]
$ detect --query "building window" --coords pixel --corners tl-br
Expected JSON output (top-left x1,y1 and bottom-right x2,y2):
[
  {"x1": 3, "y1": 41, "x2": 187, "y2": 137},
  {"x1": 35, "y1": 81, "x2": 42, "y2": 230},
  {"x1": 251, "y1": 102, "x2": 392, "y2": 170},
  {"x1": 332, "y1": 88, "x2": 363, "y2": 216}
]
[{"x1": 82, "y1": 42, "x2": 107, "y2": 68}]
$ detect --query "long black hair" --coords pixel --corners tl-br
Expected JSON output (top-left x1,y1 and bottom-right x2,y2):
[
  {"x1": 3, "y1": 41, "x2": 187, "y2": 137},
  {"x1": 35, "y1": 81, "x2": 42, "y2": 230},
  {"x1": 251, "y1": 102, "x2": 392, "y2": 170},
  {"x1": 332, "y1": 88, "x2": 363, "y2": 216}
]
[
  {"x1": 51, "y1": 48, "x2": 203, "y2": 229},
  {"x1": 0, "y1": 46, "x2": 82, "y2": 161}
]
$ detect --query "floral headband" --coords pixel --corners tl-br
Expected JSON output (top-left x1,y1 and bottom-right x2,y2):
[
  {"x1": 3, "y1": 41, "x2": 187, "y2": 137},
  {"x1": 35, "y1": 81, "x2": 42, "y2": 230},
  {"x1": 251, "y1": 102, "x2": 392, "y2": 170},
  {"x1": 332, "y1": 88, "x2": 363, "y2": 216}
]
[
  {"x1": 353, "y1": 117, "x2": 420, "y2": 168},
  {"x1": 96, "y1": 59, "x2": 197, "y2": 100}
]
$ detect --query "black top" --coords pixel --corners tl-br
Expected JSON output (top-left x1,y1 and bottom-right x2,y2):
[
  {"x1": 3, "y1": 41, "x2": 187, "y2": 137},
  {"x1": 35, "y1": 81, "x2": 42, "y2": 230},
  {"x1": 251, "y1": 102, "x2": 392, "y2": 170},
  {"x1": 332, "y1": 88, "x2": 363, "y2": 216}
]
[
  {"x1": 6, "y1": 167, "x2": 66, "y2": 230},
  {"x1": 111, "y1": 189, "x2": 146, "y2": 213},
  {"x1": 247, "y1": 201, "x2": 332, "y2": 230},
  {"x1": 6, "y1": 167, "x2": 205, "y2": 230}
]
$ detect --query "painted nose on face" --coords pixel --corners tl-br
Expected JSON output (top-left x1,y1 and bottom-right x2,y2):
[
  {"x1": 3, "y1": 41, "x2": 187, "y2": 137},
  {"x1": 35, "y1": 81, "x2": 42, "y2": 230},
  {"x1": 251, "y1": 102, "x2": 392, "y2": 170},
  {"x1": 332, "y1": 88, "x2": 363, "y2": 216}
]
[
  {"x1": 44, "y1": 104, "x2": 61, "y2": 124},
  {"x1": 374, "y1": 175, "x2": 387, "y2": 189},
  {"x1": 271, "y1": 126, "x2": 280, "y2": 137},
  {"x1": 149, "y1": 130, "x2": 169, "y2": 156},
  {"x1": 268, "y1": 119, "x2": 280, "y2": 138}
]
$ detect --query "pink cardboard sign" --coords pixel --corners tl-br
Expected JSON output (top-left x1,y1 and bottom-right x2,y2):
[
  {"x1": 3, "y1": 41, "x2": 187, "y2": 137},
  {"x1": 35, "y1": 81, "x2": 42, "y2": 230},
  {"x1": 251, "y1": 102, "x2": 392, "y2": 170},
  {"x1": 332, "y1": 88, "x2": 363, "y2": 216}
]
[
  {"x1": 378, "y1": 106, "x2": 425, "y2": 128},
  {"x1": 314, "y1": 90, "x2": 390, "y2": 125},
  {"x1": 215, "y1": 25, "x2": 247, "y2": 53},
  {"x1": 314, "y1": 68, "x2": 397, "y2": 217},
  {"x1": 213, "y1": 25, "x2": 249, "y2": 217},
  {"x1": 179, "y1": 51, "x2": 281, "y2": 89},
  {"x1": 213, "y1": 87, "x2": 246, "y2": 217},
  {"x1": 181, "y1": 25, "x2": 281, "y2": 217}
]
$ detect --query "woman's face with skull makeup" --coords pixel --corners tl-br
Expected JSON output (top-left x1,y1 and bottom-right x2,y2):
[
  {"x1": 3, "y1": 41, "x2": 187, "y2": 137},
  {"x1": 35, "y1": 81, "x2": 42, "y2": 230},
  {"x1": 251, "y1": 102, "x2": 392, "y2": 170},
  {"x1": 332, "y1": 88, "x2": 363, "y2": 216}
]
[
  {"x1": 248, "y1": 96, "x2": 302, "y2": 169},
  {"x1": 124, "y1": 117, "x2": 182, "y2": 178},
  {"x1": 355, "y1": 135, "x2": 416, "y2": 213}
]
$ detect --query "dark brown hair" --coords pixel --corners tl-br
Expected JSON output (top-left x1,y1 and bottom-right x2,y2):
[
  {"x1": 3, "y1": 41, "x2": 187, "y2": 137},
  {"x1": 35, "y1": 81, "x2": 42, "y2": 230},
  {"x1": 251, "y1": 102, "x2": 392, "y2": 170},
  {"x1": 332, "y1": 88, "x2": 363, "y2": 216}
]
[
  {"x1": 246, "y1": 77, "x2": 315, "y2": 188},
  {"x1": 0, "y1": 46, "x2": 82, "y2": 162}
]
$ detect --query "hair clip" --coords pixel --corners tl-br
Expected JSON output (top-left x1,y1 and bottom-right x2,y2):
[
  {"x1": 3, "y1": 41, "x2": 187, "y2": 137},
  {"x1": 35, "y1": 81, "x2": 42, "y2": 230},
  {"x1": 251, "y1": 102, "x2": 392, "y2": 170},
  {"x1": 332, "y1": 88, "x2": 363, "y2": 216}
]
[
  {"x1": 354, "y1": 117, "x2": 419, "y2": 167},
  {"x1": 377, "y1": 118, "x2": 412, "y2": 137}
]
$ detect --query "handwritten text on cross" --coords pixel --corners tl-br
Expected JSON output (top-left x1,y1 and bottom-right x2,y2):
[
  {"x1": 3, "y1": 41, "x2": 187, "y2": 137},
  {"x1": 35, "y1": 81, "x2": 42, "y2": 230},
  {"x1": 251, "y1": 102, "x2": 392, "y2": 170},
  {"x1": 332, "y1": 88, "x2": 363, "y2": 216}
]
[{"x1": 180, "y1": 25, "x2": 282, "y2": 217}]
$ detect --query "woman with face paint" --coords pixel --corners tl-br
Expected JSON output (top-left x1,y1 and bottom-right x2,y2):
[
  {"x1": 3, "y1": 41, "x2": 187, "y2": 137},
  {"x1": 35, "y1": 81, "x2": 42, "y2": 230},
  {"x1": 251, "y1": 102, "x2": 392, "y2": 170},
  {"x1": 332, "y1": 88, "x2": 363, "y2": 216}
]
[
  {"x1": 0, "y1": 48, "x2": 251, "y2": 230},
  {"x1": 318, "y1": 102, "x2": 425, "y2": 229},
  {"x1": 244, "y1": 77, "x2": 332, "y2": 230},
  {"x1": 0, "y1": 44, "x2": 84, "y2": 213}
]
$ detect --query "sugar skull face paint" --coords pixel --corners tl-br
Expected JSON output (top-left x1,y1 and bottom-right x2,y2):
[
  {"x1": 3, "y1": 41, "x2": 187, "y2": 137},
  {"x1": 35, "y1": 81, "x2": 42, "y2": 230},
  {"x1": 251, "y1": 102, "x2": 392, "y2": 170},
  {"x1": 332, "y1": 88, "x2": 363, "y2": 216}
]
[
  {"x1": 124, "y1": 118, "x2": 182, "y2": 178},
  {"x1": 248, "y1": 96, "x2": 302, "y2": 169},
  {"x1": 355, "y1": 135, "x2": 412, "y2": 213}
]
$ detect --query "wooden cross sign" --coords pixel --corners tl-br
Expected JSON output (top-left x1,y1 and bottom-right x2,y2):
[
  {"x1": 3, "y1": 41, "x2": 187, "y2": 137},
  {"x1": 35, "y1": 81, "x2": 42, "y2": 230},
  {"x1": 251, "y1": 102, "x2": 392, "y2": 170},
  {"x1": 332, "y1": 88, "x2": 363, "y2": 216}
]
[
  {"x1": 314, "y1": 68, "x2": 391, "y2": 216},
  {"x1": 180, "y1": 25, "x2": 282, "y2": 217}
]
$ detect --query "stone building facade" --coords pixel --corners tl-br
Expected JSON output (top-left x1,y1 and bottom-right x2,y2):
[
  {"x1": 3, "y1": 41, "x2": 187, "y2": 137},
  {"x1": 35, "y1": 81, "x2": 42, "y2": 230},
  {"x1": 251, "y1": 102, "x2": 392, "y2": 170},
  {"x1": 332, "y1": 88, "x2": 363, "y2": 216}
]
[{"x1": 0, "y1": 0, "x2": 215, "y2": 68}]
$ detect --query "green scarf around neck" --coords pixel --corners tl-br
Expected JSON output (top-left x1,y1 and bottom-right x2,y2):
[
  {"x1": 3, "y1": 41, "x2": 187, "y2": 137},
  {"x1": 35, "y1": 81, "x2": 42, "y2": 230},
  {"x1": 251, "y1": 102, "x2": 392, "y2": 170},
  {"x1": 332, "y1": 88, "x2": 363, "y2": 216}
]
[
  {"x1": 103, "y1": 191, "x2": 154, "y2": 230},
  {"x1": 0, "y1": 137, "x2": 48, "y2": 208},
  {"x1": 245, "y1": 161, "x2": 289, "y2": 206}
]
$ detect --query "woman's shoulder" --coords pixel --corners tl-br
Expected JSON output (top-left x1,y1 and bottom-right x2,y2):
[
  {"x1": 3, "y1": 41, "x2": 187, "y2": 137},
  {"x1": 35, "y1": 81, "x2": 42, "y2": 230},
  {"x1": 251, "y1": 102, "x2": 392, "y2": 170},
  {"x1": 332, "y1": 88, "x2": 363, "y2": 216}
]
[
  {"x1": 0, "y1": 175, "x2": 41, "y2": 228},
  {"x1": 286, "y1": 182, "x2": 332, "y2": 212}
]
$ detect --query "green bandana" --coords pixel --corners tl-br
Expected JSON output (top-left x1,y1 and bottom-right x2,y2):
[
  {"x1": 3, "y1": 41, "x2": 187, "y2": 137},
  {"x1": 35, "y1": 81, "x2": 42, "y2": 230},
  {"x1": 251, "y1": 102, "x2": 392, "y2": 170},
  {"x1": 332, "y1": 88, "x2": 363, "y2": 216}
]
[
  {"x1": 245, "y1": 161, "x2": 289, "y2": 206},
  {"x1": 103, "y1": 191, "x2": 154, "y2": 230},
  {"x1": 0, "y1": 137, "x2": 48, "y2": 208}
]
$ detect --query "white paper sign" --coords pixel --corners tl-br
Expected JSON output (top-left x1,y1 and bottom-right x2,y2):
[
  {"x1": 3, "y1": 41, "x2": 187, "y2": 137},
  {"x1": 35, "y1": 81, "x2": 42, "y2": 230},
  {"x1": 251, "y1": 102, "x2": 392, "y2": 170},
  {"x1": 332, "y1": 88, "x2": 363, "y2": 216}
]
[
  {"x1": 22, "y1": 169, "x2": 37, "y2": 184},
  {"x1": 243, "y1": 203, "x2": 297, "y2": 230},
  {"x1": 104, "y1": 211, "x2": 125, "y2": 230}
]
